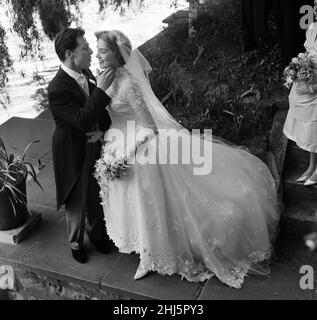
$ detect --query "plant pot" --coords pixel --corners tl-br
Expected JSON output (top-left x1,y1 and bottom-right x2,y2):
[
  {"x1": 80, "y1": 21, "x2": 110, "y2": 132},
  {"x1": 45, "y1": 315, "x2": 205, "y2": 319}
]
[{"x1": 0, "y1": 177, "x2": 29, "y2": 231}]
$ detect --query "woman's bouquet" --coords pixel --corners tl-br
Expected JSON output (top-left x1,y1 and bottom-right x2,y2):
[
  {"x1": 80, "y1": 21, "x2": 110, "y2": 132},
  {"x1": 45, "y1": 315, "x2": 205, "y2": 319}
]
[
  {"x1": 94, "y1": 148, "x2": 130, "y2": 182},
  {"x1": 305, "y1": 232, "x2": 317, "y2": 252},
  {"x1": 283, "y1": 52, "x2": 313, "y2": 89}
]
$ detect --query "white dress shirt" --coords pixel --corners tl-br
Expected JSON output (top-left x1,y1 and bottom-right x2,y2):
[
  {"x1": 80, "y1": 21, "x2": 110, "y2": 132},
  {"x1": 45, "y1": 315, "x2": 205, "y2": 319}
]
[
  {"x1": 61, "y1": 64, "x2": 101, "y2": 132},
  {"x1": 61, "y1": 64, "x2": 90, "y2": 97}
]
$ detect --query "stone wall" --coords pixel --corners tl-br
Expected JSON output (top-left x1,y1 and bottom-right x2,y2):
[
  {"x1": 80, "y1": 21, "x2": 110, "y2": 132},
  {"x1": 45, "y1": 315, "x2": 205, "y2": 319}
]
[{"x1": 5, "y1": 265, "x2": 132, "y2": 300}]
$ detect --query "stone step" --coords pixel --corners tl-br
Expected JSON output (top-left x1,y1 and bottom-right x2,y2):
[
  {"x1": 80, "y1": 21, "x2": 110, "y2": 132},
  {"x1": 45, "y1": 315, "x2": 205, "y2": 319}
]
[
  {"x1": 284, "y1": 141, "x2": 310, "y2": 171},
  {"x1": 0, "y1": 211, "x2": 42, "y2": 245},
  {"x1": 7, "y1": 226, "x2": 316, "y2": 300},
  {"x1": 280, "y1": 200, "x2": 317, "y2": 241},
  {"x1": 200, "y1": 231, "x2": 316, "y2": 300},
  {"x1": 283, "y1": 165, "x2": 317, "y2": 203},
  {"x1": 162, "y1": 10, "x2": 188, "y2": 26},
  {"x1": 0, "y1": 117, "x2": 54, "y2": 160},
  {"x1": 35, "y1": 109, "x2": 53, "y2": 121},
  {"x1": 281, "y1": 139, "x2": 317, "y2": 240}
]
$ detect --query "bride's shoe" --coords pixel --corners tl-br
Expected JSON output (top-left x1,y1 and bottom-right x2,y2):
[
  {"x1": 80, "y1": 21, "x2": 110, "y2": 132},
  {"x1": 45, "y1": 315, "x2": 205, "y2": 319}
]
[
  {"x1": 304, "y1": 172, "x2": 317, "y2": 186},
  {"x1": 297, "y1": 173, "x2": 312, "y2": 183},
  {"x1": 134, "y1": 264, "x2": 150, "y2": 280},
  {"x1": 304, "y1": 179, "x2": 317, "y2": 186},
  {"x1": 304, "y1": 178, "x2": 317, "y2": 186}
]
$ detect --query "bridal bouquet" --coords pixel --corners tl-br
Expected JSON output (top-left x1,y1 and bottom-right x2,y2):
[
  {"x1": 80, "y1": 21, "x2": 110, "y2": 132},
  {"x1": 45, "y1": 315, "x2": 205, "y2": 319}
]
[
  {"x1": 283, "y1": 52, "x2": 313, "y2": 89},
  {"x1": 94, "y1": 149, "x2": 130, "y2": 182}
]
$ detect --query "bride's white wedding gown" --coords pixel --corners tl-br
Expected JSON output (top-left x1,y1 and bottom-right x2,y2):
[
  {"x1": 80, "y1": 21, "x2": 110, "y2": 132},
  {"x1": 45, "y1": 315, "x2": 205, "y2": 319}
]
[{"x1": 95, "y1": 67, "x2": 280, "y2": 289}]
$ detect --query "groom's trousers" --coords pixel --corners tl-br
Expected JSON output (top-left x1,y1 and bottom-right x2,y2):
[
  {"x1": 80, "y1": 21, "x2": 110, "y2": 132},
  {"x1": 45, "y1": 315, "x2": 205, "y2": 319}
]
[{"x1": 64, "y1": 141, "x2": 108, "y2": 250}]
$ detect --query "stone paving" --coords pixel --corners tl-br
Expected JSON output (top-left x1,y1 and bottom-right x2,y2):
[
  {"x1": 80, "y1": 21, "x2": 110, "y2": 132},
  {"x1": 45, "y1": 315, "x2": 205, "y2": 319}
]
[{"x1": 0, "y1": 110, "x2": 315, "y2": 300}]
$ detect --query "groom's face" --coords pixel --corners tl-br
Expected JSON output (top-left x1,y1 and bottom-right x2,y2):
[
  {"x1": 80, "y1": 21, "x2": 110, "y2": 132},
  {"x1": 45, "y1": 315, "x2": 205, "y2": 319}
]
[{"x1": 70, "y1": 36, "x2": 93, "y2": 70}]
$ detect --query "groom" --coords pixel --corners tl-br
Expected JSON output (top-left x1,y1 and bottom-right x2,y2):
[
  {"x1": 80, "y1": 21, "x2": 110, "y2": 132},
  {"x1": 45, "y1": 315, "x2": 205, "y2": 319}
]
[{"x1": 48, "y1": 28, "x2": 114, "y2": 263}]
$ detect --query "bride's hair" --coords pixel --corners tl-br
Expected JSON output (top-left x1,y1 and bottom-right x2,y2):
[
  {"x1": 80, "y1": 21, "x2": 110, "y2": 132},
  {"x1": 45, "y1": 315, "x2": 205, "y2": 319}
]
[{"x1": 95, "y1": 30, "x2": 132, "y2": 66}]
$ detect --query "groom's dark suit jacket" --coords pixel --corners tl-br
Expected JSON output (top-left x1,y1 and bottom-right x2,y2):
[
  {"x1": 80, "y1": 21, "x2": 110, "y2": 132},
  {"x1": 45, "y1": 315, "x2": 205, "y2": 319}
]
[{"x1": 48, "y1": 67, "x2": 112, "y2": 210}]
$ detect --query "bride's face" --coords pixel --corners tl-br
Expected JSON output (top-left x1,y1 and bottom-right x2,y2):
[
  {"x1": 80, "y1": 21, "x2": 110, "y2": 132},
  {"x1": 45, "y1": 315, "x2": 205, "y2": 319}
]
[{"x1": 96, "y1": 39, "x2": 120, "y2": 69}]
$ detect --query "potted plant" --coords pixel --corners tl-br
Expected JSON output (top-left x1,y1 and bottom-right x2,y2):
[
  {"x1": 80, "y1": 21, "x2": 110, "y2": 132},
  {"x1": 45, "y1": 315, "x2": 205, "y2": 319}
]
[{"x1": 0, "y1": 138, "x2": 43, "y2": 231}]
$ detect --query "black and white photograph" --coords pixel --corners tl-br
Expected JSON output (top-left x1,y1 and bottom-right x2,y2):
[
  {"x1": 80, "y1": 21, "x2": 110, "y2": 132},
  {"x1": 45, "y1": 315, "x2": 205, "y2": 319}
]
[{"x1": 0, "y1": 0, "x2": 316, "y2": 308}]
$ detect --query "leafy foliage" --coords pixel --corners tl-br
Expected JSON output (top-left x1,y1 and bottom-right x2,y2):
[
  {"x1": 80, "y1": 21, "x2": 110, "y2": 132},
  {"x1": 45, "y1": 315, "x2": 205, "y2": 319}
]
[
  {"x1": 0, "y1": 137, "x2": 43, "y2": 216},
  {"x1": 192, "y1": 0, "x2": 243, "y2": 43},
  {"x1": 0, "y1": 26, "x2": 12, "y2": 109},
  {"x1": 143, "y1": 0, "x2": 282, "y2": 149},
  {"x1": 8, "y1": 0, "x2": 42, "y2": 58},
  {"x1": 0, "y1": 0, "x2": 135, "y2": 108},
  {"x1": 0, "y1": 0, "x2": 282, "y2": 150},
  {"x1": 38, "y1": 0, "x2": 73, "y2": 41},
  {"x1": 98, "y1": 0, "x2": 135, "y2": 14}
]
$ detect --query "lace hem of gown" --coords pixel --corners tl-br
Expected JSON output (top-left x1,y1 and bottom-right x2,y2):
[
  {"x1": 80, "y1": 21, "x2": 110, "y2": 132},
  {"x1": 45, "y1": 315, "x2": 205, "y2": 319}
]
[
  {"x1": 95, "y1": 163, "x2": 273, "y2": 289},
  {"x1": 104, "y1": 226, "x2": 272, "y2": 290}
]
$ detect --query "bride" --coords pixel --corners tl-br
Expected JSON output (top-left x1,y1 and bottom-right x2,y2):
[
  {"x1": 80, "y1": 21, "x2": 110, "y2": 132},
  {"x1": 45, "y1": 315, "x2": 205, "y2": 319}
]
[{"x1": 93, "y1": 30, "x2": 281, "y2": 289}]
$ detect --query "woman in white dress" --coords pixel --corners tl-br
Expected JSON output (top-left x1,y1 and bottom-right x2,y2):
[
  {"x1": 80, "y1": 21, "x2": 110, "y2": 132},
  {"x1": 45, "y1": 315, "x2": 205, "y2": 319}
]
[
  {"x1": 283, "y1": 16, "x2": 317, "y2": 186},
  {"x1": 94, "y1": 30, "x2": 280, "y2": 289}
]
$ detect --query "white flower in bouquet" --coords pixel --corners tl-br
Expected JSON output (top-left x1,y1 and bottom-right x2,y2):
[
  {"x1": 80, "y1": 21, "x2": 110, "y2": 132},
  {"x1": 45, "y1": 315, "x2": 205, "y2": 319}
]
[
  {"x1": 305, "y1": 232, "x2": 317, "y2": 251},
  {"x1": 284, "y1": 76, "x2": 294, "y2": 88},
  {"x1": 94, "y1": 147, "x2": 131, "y2": 183},
  {"x1": 283, "y1": 52, "x2": 313, "y2": 89},
  {"x1": 291, "y1": 57, "x2": 300, "y2": 64},
  {"x1": 103, "y1": 151, "x2": 115, "y2": 163}
]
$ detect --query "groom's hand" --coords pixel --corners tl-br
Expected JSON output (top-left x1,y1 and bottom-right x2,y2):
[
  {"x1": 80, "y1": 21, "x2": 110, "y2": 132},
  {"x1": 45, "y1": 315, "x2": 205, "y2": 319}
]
[
  {"x1": 86, "y1": 131, "x2": 104, "y2": 143},
  {"x1": 96, "y1": 67, "x2": 116, "y2": 91}
]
